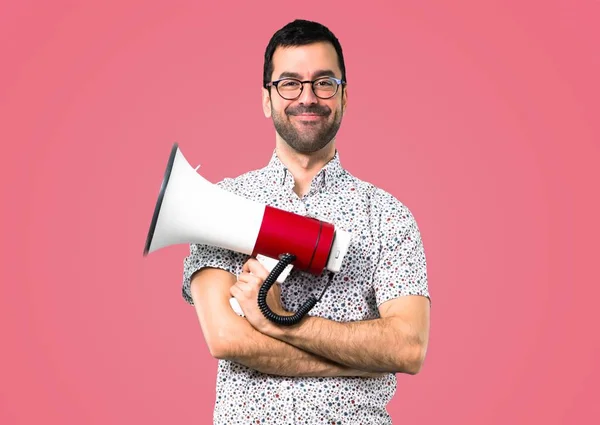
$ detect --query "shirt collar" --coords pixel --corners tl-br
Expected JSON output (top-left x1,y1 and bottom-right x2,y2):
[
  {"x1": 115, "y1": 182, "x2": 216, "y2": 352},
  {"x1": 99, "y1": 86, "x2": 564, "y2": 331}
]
[{"x1": 264, "y1": 149, "x2": 346, "y2": 190}]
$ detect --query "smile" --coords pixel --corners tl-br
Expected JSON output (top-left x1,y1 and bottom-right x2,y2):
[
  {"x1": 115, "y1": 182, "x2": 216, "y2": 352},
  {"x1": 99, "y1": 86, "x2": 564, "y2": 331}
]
[{"x1": 292, "y1": 114, "x2": 324, "y2": 120}]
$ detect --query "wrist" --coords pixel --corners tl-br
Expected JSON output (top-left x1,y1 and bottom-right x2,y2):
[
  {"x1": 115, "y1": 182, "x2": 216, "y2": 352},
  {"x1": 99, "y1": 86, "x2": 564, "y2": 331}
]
[
  {"x1": 262, "y1": 312, "x2": 300, "y2": 340},
  {"x1": 270, "y1": 313, "x2": 310, "y2": 341}
]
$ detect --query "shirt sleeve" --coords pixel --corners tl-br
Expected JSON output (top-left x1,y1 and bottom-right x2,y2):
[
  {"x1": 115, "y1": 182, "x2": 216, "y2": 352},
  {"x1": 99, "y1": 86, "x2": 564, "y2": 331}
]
[
  {"x1": 181, "y1": 243, "x2": 249, "y2": 305},
  {"x1": 371, "y1": 190, "x2": 430, "y2": 307}
]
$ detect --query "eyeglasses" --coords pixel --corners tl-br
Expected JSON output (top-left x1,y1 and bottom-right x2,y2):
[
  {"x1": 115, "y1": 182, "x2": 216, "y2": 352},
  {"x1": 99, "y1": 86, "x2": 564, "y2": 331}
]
[{"x1": 266, "y1": 76, "x2": 345, "y2": 100}]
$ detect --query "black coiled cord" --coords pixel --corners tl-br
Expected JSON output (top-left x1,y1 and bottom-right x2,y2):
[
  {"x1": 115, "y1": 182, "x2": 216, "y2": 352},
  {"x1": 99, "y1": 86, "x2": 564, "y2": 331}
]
[{"x1": 257, "y1": 253, "x2": 334, "y2": 326}]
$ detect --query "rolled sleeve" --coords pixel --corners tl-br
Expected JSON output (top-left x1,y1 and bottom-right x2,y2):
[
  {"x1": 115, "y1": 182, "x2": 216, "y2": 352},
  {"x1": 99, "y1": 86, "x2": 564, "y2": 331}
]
[
  {"x1": 181, "y1": 243, "x2": 248, "y2": 305},
  {"x1": 372, "y1": 194, "x2": 430, "y2": 307}
]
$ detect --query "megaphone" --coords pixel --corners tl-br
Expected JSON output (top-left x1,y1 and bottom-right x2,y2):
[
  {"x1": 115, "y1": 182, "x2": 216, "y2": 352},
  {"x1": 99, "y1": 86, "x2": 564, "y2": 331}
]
[{"x1": 144, "y1": 143, "x2": 352, "y2": 325}]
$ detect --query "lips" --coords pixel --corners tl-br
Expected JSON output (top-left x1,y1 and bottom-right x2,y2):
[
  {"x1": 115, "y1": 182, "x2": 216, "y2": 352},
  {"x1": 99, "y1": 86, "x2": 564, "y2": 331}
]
[{"x1": 294, "y1": 114, "x2": 323, "y2": 120}]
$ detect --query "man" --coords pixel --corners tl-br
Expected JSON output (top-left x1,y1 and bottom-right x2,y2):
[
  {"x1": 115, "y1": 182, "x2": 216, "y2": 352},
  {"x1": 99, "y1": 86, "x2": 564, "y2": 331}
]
[{"x1": 182, "y1": 19, "x2": 431, "y2": 425}]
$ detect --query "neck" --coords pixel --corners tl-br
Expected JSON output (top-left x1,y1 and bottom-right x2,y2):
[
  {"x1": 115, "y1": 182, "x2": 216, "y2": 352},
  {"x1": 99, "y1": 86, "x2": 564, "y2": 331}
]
[{"x1": 275, "y1": 137, "x2": 336, "y2": 197}]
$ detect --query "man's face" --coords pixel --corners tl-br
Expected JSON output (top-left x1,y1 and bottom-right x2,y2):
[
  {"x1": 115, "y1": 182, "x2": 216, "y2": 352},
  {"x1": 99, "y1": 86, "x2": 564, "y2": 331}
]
[{"x1": 262, "y1": 42, "x2": 348, "y2": 154}]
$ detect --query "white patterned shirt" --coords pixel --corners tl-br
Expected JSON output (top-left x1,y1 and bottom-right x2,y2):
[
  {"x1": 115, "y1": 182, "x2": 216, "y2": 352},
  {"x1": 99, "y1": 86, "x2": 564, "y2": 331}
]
[{"x1": 182, "y1": 149, "x2": 430, "y2": 425}]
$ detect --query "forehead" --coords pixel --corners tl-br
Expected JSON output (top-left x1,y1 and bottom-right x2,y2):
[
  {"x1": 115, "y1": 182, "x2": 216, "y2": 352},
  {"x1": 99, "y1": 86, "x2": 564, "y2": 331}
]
[{"x1": 271, "y1": 41, "x2": 341, "y2": 79}]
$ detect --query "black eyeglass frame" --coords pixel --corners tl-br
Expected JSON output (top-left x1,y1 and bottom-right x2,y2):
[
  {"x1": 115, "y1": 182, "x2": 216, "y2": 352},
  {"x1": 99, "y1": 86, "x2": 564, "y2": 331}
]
[{"x1": 265, "y1": 76, "x2": 346, "y2": 100}]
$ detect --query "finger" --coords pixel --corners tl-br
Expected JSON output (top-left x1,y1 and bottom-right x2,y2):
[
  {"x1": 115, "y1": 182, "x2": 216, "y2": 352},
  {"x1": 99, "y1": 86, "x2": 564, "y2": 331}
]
[
  {"x1": 231, "y1": 283, "x2": 256, "y2": 303},
  {"x1": 242, "y1": 260, "x2": 251, "y2": 274},
  {"x1": 238, "y1": 272, "x2": 262, "y2": 286},
  {"x1": 233, "y1": 280, "x2": 254, "y2": 292},
  {"x1": 230, "y1": 284, "x2": 241, "y2": 298},
  {"x1": 246, "y1": 258, "x2": 270, "y2": 280}
]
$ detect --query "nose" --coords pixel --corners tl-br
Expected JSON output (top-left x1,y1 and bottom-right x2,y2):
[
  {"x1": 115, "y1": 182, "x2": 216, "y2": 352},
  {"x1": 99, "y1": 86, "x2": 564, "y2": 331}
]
[{"x1": 297, "y1": 81, "x2": 318, "y2": 104}]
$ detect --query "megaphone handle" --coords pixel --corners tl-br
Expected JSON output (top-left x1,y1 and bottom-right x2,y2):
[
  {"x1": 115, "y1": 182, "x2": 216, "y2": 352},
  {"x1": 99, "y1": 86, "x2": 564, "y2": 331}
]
[
  {"x1": 229, "y1": 254, "x2": 294, "y2": 317},
  {"x1": 257, "y1": 253, "x2": 319, "y2": 326},
  {"x1": 256, "y1": 254, "x2": 293, "y2": 283},
  {"x1": 229, "y1": 298, "x2": 245, "y2": 317}
]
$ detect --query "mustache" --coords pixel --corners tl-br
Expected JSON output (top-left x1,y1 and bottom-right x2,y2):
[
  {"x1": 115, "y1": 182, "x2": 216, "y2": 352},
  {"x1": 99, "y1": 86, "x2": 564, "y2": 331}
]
[{"x1": 286, "y1": 105, "x2": 331, "y2": 116}]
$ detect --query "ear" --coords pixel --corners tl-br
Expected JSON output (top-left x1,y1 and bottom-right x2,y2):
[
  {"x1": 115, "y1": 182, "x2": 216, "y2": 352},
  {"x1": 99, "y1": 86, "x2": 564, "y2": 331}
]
[
  {"x1": 262, "y1": 87, "x2": 272, "y2": 118},
  {"x1": 341, "y1": 84, "x2": 348, "y2": 114}
]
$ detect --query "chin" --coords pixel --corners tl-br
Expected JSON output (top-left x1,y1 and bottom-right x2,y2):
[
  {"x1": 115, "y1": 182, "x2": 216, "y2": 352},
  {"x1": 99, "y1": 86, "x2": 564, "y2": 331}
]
[{"x1": 293, "y1": 141, "x2": 332, "y2": 154}]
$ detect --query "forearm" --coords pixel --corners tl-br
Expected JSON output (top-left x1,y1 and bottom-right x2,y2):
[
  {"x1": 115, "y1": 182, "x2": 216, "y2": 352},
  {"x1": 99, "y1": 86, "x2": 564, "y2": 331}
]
[
  {"x1": 221, "y1": 319, "x2": 383, "y2": 378},
  {"x1": 270, "y1": 316, "x2": 423, "y2": 374},
  {"x1": 188, "y1": 267, "x2": 384, "y2": 377}
]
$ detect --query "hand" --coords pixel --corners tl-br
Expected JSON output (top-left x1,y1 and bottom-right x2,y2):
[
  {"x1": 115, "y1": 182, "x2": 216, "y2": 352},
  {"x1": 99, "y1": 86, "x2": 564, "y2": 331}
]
[{"x1": 230, "y1": 258, "x2": 291, "y2": 335}]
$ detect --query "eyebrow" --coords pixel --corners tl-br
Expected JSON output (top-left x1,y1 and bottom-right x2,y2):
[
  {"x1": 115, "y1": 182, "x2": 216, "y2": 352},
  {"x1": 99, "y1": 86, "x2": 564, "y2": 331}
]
[{"x1": 277, "y1": 69, "x2": 338, "y2": 80}]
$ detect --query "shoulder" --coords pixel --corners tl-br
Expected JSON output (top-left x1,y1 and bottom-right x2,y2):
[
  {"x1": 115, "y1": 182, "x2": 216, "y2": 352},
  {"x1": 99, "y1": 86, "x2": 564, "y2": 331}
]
[
  {"x1": 215, "y1": 168, "x2": 269, "y2": 194},
  {"x1": 344, "y1": 170, "x2": 411, "y2": 215},
  {"x1": 344, "y1": 170, "x2": 418, "y2": 233},
  {"x1": 371, "y1": 186, "x2": 411, "y2": 217}
]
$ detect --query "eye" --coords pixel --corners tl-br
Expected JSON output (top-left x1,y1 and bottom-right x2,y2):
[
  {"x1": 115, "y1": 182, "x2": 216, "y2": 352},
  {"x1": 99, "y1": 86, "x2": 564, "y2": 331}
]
[
  {"x1": 279, "y1": 79, "x2": 301, "y2": 88},
  {"x1": 315, "y1": 78, "x2": 335, "y2": 87}
]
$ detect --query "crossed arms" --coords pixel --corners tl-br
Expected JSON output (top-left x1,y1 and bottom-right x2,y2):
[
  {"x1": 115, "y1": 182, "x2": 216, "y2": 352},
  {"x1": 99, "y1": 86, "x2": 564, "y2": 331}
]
[{"x1": 189, "y1": 261, "x2": 430, "y2": 378}]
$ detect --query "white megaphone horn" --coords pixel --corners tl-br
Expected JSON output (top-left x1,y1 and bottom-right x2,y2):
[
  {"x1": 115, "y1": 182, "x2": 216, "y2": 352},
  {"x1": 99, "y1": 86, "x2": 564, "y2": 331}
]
[{"x1": 143, "y1": 143, "x2": 352, "y2": 325}]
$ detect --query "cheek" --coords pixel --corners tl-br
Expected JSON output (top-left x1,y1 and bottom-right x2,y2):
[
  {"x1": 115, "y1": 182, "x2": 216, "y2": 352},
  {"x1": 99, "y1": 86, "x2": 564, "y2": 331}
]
[{"x1": 272, "y1": 102, "x2": 291, "y2": 119}]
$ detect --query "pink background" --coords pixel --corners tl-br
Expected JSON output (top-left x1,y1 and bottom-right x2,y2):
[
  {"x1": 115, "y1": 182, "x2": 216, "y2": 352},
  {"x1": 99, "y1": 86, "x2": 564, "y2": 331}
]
[{"x1": 1, "y1": 0, "x2": 599, "y2": 423}]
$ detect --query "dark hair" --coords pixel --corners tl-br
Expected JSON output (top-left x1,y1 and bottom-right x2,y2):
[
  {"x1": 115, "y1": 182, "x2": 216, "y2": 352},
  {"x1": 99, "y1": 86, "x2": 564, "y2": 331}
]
[{"x1": 263, "y1": 19, "x2": 347, "y2": 88}]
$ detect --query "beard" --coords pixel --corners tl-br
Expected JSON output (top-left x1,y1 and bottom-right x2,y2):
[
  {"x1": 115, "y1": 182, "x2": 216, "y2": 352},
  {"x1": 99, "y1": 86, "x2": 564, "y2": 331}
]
[{"x1": 271, "y1": 101, "x2": 343, "y2": 154}]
